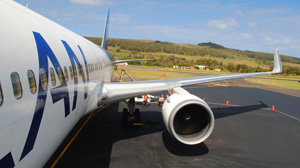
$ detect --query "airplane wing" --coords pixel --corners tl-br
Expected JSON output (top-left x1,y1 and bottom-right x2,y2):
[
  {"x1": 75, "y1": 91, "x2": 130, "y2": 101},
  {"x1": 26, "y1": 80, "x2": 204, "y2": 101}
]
[
  {"x1": 89, "y1": 7, "x2": 283, "y2": 146},
  {"x1": 111, "y1": 59, "x2": 154, "y2": 64},
  {"x1": 100, "y1": 48, "x2": 282, "y2": 104}
]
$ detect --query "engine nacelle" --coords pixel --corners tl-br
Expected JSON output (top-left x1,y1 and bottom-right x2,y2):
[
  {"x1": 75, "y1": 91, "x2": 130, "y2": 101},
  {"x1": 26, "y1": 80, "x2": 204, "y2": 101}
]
[{"x1": 162, "y1": 87, "x2": 215, "y2": 145}]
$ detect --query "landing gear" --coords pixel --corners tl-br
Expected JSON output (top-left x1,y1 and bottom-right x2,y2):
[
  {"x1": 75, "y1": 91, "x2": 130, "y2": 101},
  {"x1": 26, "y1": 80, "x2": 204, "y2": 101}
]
[
  {"x1": 122, "y1": 98, "x2": 141, "y2": 126},
  {"x1": 134, "y1": 109, "x2": 141, "y2": 123}
]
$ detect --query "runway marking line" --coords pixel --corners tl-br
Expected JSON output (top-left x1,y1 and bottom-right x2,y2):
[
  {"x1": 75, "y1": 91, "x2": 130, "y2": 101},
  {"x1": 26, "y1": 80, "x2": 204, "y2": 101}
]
[
  {"x1": 50, "y1": 104, "x2": 110, "y2": 168},
  {"x1": 268, "y1": 109, "x2": 300, "y2": 122}
]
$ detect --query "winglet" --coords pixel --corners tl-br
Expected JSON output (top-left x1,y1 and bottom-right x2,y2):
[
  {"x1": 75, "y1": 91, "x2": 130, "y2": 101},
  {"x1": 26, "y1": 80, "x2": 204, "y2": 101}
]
[
  {"x1": 272, "y1": 48, "x2": 282, "y2": 73},
  {"x1": 101, "y1": 9, "x2": 109, "y2": 50}
]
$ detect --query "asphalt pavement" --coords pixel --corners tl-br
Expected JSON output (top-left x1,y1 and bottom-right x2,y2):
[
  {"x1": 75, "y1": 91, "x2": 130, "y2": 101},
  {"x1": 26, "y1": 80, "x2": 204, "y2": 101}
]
[{"x1": 45, "y1": 79, "x2": 300, "y2": 168}]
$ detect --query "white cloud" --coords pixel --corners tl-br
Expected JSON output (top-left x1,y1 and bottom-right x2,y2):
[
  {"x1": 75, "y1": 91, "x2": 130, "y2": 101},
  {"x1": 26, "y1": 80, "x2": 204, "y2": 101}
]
[
  {"x1": 247, "y1": 22, "x2": 257, "y2": 28},
  {"x1": 207, "y1": 18, "x2": 238, "y2": 29},
  {"x1": 69, "y1": 0, "x2": 109, "y2": 5},
  {"x1": 111, "y1": 13, "x2": 133, "y2": 24},
  {"x1": 253, "y1": 8, "x2": 292, "y2": 17},
  {"x1": 263, "y1": 35, "x2": 292, "y2": 46},
  {"x1": 231, "y1": 33, "x2": 255, "y2": 42},
  {"x1": 236, "y1": 10, "x2": 243, "y2": 17},
  {"x1": 116, "y1": 24, "x2": 215, "y2": 44},
  {"x1": 262, "y1": 35, "x2": 300, "y2": 55}
]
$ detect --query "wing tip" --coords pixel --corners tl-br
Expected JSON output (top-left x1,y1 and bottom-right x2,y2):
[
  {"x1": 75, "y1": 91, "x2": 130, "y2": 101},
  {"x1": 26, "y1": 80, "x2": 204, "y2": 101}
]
[{"x1": 272, "y1": 48, "x2": 282, "y2": 73}]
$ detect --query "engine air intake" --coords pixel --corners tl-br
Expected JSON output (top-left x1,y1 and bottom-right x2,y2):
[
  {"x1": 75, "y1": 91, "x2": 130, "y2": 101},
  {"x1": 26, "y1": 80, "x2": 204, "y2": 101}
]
[
  {"x1": 174, "y1": 104, "x2": 210, "y2": 136},
  {"x1": 162, "y1": 88, "x2": 215, "y2": 145}
]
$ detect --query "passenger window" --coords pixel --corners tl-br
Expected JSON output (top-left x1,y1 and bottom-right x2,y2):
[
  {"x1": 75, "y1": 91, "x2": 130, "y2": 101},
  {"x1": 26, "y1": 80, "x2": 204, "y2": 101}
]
[
  {"x1": 40, "y1": 68, "x2": 48, "y2": 90},
  {"x1": 11, "y1": 72, "x2": 23, "y2": 99},
  {"x1": 57, "y1": 67, "x2": 63, "y2": 84},
  {"x1": 80, "y1": 66, "x2": 86, "y2": 81},
  {"x1": 69, "y1": 66, "x2": 73, "y2": 80},
  {"x1": 64, "y1": 66, "x2": 69, "y2": 81},
  {"x1": 50, "y1": 68, "x2": 56, "y2": 86},
  {"x1": 85, "y1": 64, "x2": 89, "y2": 74},
  {"x1": 27, "y1": 70, "x2": 37, "y2": 94},
  {"x1": 80, "y1": 65, "x2": 84, "y2": 77},
  {"x1": 73, "y1": 65, "x2": 78, "y2": 80},
  {"x1": 78, "y1": 65, "x2": 82, "y2": 77},
  {"x1": 0, "y1": 83, "x2": 3, "y2": 105}
]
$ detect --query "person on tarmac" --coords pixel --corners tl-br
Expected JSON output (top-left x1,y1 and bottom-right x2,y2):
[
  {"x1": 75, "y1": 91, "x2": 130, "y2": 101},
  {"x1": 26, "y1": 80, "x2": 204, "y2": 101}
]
[{"x1": 143, "y1": 94, "x2": 149, "y2": 106}]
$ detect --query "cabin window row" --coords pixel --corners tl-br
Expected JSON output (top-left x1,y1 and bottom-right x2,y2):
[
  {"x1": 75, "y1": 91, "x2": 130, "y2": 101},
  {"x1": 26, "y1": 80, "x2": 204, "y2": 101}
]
[
  {"x1": 88, "y1": 63, "x2": 103, "y2": 73},
  {"x1": 0, "y1": 63, "x2": 102, "y2": 105},
  {"x1": 40, "y1": 65, "x2": 87, "y2": 90}
]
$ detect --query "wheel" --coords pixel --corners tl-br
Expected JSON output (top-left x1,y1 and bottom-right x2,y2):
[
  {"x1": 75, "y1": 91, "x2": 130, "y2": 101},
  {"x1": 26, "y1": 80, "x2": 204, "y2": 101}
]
[
  {"x1": 122, "y1": 108, "x2": 129, "y2": 126},
  {"x1": 134, "y1": 108, "x2": 141, "y2": 123}
]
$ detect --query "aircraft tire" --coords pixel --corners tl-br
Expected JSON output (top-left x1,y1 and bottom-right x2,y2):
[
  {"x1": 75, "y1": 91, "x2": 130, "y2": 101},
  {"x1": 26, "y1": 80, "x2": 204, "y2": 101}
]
[{"x1": 134, "y1": 108, "x2": 141, "y2": 123}]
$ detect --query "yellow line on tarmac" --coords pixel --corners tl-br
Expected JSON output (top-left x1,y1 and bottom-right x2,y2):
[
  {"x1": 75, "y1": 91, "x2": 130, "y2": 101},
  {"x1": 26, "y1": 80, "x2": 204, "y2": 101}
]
[
  {"x1": 91, "y1": 104, "x2": 110, "y2": 118},
  {"x1": 214, "y1": 80, "x2": 229, "y2": 87},
  {"x1": 133, "y1": 123, "x2": 144, "y2": 126},
  {"x1": 214, "y1": 84, "x2": 229, "y2": 87},
  {"x1": 50, "y1": 104, "x2": 110, "y2": 168}
]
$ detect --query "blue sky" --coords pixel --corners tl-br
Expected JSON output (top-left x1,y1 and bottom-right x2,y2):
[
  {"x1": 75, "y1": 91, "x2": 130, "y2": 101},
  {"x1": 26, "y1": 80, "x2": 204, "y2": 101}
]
[{"x1": 15, "y1": 0, "x2": 300, "y2": 58}]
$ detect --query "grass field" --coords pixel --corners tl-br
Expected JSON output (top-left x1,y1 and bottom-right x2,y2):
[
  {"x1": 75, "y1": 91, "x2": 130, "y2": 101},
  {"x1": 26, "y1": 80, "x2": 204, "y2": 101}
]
[
  {"x1": 254, "y1": 74, "x2": 300, "y2": 80},
  {"x1": 109, "y1": 47, "x2": 272, "y2": 70},
  {"x1": 85, "y1": 37, "x2": 300, "y2": 76},
  {"x1": 113, "y1": 65, "x2": 300, "y2": 90},
  {"x1": 107, "y1": 44, "x2": 300, "y2": 69},
  {"x1": 245, "y1": 78, "x2": 300, "y2": 90},
  {"x1": 163, "y1": 67, "x2": 234, "y2": 75},
  {"x1": 113, "y1": 68, "x2": 197, "y2": 80}
]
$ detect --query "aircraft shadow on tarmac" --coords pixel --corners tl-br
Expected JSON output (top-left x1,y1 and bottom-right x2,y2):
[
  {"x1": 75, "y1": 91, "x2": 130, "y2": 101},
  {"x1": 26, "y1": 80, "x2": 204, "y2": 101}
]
[
  {"x1": 47, "y1": 101, "x2": 269, "y2": 168},
  {"x1": 212, "y1": 101, "x2": 268, "y2": 119}
]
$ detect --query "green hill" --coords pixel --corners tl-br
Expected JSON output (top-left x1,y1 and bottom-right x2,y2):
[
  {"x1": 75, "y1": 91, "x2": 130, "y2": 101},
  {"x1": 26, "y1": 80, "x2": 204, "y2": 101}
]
[
  {"x1": 198, "y1": 42, "x2": 226, "y2": 49},
  {"x1": 84, "y1": 37, "x2": 300, "y2": 75}
]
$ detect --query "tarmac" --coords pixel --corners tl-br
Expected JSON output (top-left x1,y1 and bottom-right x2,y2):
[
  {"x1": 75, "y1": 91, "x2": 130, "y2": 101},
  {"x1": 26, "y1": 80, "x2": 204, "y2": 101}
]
[{"x1": 45, "y1": 78, "x2": 300, "y2": 168}]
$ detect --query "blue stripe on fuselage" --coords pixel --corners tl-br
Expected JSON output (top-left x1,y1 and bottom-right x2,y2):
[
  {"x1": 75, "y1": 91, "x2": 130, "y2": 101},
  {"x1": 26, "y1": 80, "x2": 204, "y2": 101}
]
[
  {"x1": 19, "y1": 32, "x2": 91, "y2": 161},
  {"x1": 20, "y1": 32, "x2": 70, "y2": 160}
]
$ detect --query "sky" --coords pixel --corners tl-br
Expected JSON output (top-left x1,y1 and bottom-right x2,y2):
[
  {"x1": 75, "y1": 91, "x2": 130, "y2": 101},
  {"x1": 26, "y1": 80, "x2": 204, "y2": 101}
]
[{"x1": 14, "y1": 0, "x2": 300, "y2": 58}]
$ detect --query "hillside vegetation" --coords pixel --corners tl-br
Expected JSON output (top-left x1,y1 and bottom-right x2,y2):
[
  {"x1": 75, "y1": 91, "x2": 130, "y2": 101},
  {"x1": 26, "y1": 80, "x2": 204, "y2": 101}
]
[{"x1": 85, "y1": 37, "x2": 300, "y2": 75}]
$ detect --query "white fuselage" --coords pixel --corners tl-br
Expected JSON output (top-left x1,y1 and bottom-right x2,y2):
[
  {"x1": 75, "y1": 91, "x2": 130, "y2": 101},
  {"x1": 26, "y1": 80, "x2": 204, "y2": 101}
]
[{"x1": 0, "y1": 1, "x2": 114, "y2": 167}]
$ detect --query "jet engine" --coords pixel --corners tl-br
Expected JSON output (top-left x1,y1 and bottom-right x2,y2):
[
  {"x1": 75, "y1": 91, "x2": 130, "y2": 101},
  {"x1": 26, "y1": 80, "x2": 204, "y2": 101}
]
[{"x1": 162, "y1": 87, "x2": 215, "y2": 145}]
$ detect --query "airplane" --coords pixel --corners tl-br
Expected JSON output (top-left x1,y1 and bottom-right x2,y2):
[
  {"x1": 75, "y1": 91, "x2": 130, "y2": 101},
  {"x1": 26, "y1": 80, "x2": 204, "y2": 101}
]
[{"x1": 0, "y1": 0, "x2": 282, "y2": 167}]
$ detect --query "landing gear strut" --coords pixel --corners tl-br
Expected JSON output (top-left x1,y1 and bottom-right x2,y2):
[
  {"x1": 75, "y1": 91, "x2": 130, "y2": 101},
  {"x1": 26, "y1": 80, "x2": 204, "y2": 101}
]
[{"x1": 122, "y1": 98, "x2": 141, "y2": 126}]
